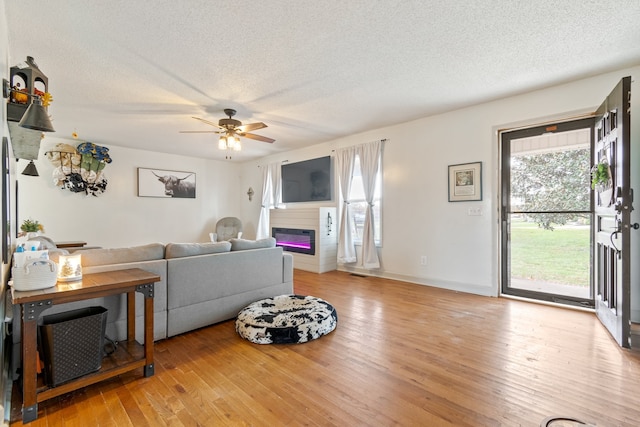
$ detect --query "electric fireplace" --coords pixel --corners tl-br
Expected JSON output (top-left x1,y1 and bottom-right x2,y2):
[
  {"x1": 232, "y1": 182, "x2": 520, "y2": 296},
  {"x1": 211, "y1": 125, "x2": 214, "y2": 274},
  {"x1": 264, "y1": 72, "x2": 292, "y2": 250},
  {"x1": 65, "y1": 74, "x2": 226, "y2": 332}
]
[{"x1": 272, "y1": 227, "x2": 315, "y2": 255}]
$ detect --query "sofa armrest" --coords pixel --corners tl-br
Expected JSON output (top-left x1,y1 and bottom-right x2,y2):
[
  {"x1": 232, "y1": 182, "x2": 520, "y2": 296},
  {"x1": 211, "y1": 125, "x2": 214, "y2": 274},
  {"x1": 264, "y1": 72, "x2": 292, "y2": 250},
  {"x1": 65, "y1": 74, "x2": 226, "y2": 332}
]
[{"x1": 283, "y1": 253, "x2": 293, "y2": 283}]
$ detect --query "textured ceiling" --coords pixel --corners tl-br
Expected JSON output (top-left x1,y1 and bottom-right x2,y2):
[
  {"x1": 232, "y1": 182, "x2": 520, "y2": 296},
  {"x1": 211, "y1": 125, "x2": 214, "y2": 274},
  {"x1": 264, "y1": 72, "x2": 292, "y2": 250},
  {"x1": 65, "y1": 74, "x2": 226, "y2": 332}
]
[{"x1": 4, "y1": 1, "x2": 640, "y2": 162}]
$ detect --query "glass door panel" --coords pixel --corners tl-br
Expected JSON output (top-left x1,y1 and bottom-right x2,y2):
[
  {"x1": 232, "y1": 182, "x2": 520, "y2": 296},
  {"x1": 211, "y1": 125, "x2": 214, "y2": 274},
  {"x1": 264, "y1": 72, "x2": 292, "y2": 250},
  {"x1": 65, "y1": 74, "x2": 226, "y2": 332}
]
[
  {"x1": 508, "y1": 213, "x2": 591, "y2": 299},
  {"x1": 501, "y1": 120, "x2": 594, "y2": 306}
]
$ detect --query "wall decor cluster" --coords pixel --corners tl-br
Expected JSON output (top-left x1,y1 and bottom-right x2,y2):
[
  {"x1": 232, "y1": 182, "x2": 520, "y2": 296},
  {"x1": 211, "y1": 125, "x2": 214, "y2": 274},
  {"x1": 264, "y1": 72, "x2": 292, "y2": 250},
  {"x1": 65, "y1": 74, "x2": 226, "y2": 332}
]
[
  {"x1": 137, "y1": 168, "x2": 196, "y2": 198},
  {"x1": 45, "y1": 141, "x2": 112, "y2": 196},
  {"x1": 448, "y1": 161, "x2": 482, "y2": 202}
]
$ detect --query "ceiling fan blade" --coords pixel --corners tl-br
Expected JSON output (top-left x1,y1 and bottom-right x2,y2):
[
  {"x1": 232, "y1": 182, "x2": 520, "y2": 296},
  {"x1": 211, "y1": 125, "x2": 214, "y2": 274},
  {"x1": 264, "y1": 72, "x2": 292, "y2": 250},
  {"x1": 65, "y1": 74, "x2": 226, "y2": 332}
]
[
  {"x1": 237, "y1": 122, "x2": 267, "y2": 133},
  {"x1": 243, "y1": 133, "x2": 275, "y2": 143},
  {"x1": 192, "y1": 116, "x2": 224, "y2": 129},
  {"x1": 179, "y1": 130, "x2": 219, "y2": 134}
]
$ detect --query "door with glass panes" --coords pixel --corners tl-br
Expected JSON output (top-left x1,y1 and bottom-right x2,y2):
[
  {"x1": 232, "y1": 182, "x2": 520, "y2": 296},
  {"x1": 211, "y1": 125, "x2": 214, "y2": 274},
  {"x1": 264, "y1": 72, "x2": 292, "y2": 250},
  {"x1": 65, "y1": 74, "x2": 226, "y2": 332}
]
[
  {"x1": 500, "y1": 77, "x2": 633, "y2": 348},
  {"x1": 501, "y1": 118, "x2": 594, "y2": 306}
]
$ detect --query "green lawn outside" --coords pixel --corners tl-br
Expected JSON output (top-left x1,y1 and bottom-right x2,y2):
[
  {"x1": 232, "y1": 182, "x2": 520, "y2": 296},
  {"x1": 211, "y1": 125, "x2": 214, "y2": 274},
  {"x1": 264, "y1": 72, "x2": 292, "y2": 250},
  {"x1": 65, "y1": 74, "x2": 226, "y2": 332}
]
[{"x1": 510, "y1": 220, "x2": 590, "y2": 287}]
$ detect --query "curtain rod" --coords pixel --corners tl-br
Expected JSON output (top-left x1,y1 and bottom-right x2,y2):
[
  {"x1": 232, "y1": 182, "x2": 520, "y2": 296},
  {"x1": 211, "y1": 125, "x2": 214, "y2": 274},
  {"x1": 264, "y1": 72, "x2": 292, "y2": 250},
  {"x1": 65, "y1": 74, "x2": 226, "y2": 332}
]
[{"x1": 331, "y1": 138, "x2": 388, "y2": 153}]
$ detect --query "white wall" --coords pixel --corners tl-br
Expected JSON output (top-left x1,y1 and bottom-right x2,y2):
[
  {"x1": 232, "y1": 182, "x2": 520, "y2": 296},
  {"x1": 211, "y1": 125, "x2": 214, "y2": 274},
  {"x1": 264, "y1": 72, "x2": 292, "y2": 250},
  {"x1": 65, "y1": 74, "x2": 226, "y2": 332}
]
[
  {"x1": 18, "y1": 137, "x2": 243, "y2": 248},
  {"x1": 241, "y1": 66, "x2": 640, "y2": 321}
]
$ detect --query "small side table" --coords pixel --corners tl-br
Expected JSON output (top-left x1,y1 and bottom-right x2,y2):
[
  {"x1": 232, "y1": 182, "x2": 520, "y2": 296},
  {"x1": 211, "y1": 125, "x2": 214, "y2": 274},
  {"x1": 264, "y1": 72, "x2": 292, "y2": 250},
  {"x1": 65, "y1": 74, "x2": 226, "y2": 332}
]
[{"x1": 12, "y1": 268, "x2": 159, "y2": 423}]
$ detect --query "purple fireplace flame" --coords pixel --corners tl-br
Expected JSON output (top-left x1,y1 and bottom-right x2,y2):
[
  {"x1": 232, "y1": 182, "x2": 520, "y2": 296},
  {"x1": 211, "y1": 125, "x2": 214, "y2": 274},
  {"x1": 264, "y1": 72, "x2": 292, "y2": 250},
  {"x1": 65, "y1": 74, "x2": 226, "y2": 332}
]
[{"x1": 272, "y1": 227, "x2": 315, "y2": 255}]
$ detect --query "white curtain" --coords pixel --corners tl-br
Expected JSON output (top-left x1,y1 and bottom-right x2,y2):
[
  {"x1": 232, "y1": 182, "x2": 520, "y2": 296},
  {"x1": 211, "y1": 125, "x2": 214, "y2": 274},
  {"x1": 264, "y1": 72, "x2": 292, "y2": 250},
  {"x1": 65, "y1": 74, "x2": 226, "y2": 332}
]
[
  {"x1": 336, "y1": 146, "x2": 357, "y2": 263},
  {"x1": 256, "y1": 165, "x2": 272, "y2": 240},
  {"x1": 269, "y1": 162, "x2": 282, "y2": 208},
  {"x1": 356, "y1": 140, "x2": 382, "y2": 269}
]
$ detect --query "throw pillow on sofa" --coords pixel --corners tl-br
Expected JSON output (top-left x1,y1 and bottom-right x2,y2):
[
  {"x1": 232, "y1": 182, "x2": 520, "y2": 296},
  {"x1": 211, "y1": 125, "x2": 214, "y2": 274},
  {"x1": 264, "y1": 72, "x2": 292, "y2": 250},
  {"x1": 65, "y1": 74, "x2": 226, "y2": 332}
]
[
  {"x1": 229, "y1": 237, "x2": 276, "y2": 251},
  {"x1": 165, "y1": 241, "x2": 231, "y2": 259}
]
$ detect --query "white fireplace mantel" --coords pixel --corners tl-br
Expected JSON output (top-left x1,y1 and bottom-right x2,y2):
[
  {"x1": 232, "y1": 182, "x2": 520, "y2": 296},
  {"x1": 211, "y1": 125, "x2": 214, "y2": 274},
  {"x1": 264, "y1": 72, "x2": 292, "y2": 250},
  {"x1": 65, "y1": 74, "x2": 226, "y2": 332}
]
[{"x1": 270, "y1": 207, "x2": 337, "y2": 273}]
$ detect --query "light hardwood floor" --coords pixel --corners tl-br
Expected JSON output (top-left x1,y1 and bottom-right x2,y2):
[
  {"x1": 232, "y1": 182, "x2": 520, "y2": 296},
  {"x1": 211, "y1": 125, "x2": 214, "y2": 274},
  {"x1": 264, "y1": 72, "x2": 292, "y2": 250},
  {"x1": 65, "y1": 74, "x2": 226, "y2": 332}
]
[{"x1": 10, "y1": 269, "x2": 640, "y2": 426}]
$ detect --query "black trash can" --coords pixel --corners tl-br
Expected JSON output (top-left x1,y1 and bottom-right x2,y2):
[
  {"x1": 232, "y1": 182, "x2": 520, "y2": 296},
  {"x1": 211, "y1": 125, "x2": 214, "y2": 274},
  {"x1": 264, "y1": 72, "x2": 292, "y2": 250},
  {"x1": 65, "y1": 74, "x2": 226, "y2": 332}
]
[{"x1": 39, "y1": 306, "x2": 108, "y2": 387}]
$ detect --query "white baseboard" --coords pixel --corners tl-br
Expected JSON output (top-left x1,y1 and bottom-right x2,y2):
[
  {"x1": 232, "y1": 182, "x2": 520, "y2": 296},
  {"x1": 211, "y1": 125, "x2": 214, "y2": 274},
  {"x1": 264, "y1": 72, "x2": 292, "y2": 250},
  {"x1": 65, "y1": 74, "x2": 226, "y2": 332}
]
[{"x1": 337, "y1": 266, "x2": 497, "y2": 297}]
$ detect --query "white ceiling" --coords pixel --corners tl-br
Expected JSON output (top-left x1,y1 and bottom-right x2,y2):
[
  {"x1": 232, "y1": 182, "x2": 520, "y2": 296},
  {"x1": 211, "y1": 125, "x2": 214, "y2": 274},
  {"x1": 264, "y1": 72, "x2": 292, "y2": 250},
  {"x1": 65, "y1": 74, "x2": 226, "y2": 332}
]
[{"x1": 4, "y1": 1, "x2": 640, "y2": 162}]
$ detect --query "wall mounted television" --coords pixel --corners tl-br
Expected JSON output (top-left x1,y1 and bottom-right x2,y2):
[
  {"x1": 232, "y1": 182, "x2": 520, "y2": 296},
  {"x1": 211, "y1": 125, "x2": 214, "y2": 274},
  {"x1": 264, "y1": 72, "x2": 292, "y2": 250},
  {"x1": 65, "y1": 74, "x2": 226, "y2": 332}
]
[{"x1": 281, "y1": 156, "x2": 333, "y2": 203}]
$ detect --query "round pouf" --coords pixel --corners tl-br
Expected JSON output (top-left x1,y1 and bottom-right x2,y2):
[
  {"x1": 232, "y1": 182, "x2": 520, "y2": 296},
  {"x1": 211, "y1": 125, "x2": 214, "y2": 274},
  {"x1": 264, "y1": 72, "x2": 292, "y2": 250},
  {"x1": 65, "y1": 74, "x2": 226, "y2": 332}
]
[{"x1": 236, "y1": 294, "x2": 338, "y2": 344}]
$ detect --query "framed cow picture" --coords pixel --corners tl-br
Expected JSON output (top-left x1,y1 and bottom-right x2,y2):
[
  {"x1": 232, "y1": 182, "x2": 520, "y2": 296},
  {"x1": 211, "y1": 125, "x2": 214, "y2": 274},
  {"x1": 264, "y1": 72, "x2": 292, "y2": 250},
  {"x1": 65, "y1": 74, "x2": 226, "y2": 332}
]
[{"x1": 137, "y1": 167, "x2": 196, "y2": 198}]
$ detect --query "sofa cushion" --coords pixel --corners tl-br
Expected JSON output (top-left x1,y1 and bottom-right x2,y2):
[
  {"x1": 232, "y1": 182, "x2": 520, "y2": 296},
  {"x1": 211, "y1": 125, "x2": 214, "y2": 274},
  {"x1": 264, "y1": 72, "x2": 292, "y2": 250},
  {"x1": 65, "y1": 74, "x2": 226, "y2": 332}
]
[
  {"x1": 230, "y1": 237, "x2": 276, "y2": 251},
  {"x1": 165, "y1": 241, "x2": 231, "y2": 259},
  {"x1": 77, "y1": 243, "x2": 165, "y2": 267},
  {"x1": 166, "y1": 247, "x2": 285, "y2": 312}
]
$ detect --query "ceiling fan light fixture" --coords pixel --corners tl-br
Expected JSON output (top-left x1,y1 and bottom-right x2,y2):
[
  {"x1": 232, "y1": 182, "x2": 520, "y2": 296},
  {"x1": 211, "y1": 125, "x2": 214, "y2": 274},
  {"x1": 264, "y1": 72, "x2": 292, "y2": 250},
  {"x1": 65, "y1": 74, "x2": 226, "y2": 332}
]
[
  {"x1": 226, "y1": 134, "x2": 236, "y2": 149},
  {"x1": 183, "y1": 109, "x2": 272, "y2": 158}
]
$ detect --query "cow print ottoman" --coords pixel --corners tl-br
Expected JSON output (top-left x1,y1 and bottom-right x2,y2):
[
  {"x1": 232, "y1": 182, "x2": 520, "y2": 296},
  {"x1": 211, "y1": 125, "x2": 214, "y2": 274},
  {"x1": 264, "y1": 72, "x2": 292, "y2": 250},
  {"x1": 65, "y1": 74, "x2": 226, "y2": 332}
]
[{"x1": 236, "y1": 295, "x2": 338, "y2": 344}]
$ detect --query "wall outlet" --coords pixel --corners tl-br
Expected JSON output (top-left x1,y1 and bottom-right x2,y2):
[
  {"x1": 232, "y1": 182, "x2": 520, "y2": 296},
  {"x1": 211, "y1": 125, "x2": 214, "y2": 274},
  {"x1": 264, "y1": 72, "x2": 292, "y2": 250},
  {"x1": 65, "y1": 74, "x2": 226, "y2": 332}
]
[
  {"x1": 420, "y1": 255, "x2": 427, "y2": 266},
  {"x1": 468, "y1": 207, "x2": 483, "y2": 216}
]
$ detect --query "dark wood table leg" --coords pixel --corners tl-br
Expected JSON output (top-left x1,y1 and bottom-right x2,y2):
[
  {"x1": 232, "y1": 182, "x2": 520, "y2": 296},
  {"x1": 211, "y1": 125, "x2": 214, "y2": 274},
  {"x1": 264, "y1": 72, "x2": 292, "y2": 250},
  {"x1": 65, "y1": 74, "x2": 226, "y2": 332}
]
[
  {"x1": 144, "y1": 290, "x2": 154, "y2": 377},
  {"x1": 21, "y1": 300, "x2": 52, "y2": 423},
  {"x1": 127, "y1": 291, "x2": 136, "y2": 341},
  {"x1": 135, "y1": 283, "x2": 155, "y2": 377}
]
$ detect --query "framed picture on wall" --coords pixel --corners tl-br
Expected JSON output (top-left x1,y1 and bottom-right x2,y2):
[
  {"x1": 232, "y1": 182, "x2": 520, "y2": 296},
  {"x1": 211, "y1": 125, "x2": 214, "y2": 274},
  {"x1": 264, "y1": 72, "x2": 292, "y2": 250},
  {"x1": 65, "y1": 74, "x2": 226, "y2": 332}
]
[
  {"x1": 137, "y1": 167, "x2": 196, "y2": 198},
  {"x1": 448, "y1": 161, "x2": 482, "y2": 202}
]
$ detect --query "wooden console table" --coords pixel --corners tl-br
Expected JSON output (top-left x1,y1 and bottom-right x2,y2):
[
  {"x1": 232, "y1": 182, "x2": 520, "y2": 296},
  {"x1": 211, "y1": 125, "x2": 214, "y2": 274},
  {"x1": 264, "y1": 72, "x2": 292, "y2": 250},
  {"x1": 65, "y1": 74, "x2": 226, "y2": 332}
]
[{"x1": 11, "y1": 268, "x2": 160, "y2": 423}]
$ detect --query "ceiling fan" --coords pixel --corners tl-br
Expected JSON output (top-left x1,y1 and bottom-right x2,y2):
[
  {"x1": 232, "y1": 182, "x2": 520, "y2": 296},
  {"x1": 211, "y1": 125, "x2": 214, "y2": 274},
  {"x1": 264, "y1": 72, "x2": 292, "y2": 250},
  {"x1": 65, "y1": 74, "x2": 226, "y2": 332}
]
[{"x1": 180, "y1": 109, "x2": 274, "y2": 157}]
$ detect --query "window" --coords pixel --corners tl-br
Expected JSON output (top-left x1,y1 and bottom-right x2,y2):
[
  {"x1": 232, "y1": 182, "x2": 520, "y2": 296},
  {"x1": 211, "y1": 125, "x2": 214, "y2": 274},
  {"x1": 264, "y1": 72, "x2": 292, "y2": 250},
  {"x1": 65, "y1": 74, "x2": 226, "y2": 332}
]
[{"x1": 348, "y1": 154, "x2": 382, "y2": 245}]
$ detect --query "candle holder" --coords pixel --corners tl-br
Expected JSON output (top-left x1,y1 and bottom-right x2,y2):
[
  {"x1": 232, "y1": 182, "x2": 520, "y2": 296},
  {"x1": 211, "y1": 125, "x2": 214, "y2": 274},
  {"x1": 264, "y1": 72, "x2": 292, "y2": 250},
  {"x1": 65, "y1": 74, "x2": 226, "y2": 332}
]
[{"x1": 57, "y1": 254, "x2": 82, "y2": 282}]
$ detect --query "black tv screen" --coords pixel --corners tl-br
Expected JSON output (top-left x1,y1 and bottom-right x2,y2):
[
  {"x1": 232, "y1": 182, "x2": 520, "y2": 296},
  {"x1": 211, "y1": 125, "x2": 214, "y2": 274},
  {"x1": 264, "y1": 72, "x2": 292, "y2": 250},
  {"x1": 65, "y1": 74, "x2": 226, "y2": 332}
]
[{"x1": 281, "y1": 156, "x2": 333, "y2": 203}]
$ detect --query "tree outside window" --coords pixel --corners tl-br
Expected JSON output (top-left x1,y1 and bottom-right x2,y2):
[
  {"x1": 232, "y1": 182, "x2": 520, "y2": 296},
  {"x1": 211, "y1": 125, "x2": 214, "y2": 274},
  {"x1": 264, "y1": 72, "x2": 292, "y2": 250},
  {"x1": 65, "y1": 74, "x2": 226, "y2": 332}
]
[{"x1": 510, "y1": 147, "x2": 590, "y2": 230}]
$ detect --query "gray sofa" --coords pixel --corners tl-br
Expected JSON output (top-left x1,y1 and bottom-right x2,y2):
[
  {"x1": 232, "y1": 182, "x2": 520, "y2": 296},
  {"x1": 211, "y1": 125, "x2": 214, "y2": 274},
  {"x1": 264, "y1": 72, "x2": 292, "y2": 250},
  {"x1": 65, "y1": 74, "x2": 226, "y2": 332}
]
[{"x1": 10, "y1": 238, "x2": 293, "y2": 378}]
